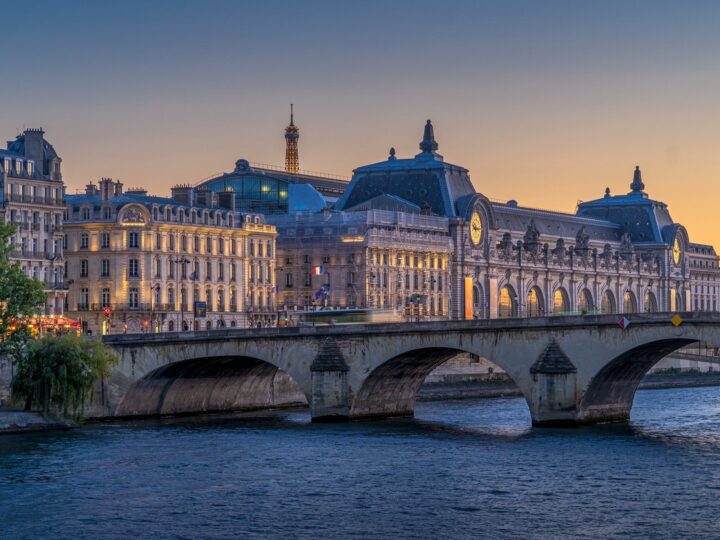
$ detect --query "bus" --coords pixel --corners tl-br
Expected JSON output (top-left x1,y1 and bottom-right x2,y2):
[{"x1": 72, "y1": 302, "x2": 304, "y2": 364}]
[{"x1": 279, "y1": 308, "x2": 402, "y2": 327}]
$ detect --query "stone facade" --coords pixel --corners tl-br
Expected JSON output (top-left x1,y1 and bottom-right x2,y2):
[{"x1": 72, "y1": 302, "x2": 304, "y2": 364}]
[
  {"x1": 0, "y1": 128, "x2": 66, "y2": 314},
  {"x1": 64, "y1": 179, "x2": 277, "y2": 334},
  {"x1": 268, "y1": 210, "x2": 452, "y2": 320}
]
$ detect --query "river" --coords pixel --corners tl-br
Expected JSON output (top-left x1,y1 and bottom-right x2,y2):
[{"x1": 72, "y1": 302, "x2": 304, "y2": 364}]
[{"x1": 1, "y1": 386, "x2": 720, "y2": 539}]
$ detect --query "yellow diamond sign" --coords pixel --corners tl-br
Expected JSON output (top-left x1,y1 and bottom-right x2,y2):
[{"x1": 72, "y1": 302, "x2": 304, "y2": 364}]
[{"x1": 671, "y1": 314, "x2": 683, "y2": 327}]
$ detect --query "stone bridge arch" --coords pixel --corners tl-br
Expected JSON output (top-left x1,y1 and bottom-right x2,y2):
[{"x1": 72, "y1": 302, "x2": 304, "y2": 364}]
[
  {"x1": 100, "y1": 332, "x2": 320, "y2": 418},
  {"x1": 345, "y1": 330, "x2": 546, "y2": 421}
]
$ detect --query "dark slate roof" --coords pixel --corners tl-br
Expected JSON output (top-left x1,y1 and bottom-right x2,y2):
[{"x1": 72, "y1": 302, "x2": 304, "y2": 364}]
[
  {"x1": 311, "y1": 338, "x2": 349, "y2": 372},
  {"x1": 7, "y1": 134, "x2": 59, "y2": 161},
  {"x1": 334, "y1": 121, "x2": 475, "y2": 218},
  {"x1": 344, "y1": 193, "x2": 422, "y2": 214},
  {"x1": 530, "y1": 340, "x2": 577, "y2": 374},
  {"x1": 576, "y1": 167, "x2": 677, "y2": 245},
  {"x1": 67, "y1": 192, "x2": 200, "y2": 210},
  {"x1": 491, "y1": 202, "x2": 623, "y2": 242}
]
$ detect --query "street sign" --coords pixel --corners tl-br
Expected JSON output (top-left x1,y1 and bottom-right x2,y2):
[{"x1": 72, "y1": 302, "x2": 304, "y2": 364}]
[
  {"x1": 618, "y1": 317, "x2": 631, "y2": 329},
  {"x1": 671, "y1": 314, "x2": 683, "y2": 327}
]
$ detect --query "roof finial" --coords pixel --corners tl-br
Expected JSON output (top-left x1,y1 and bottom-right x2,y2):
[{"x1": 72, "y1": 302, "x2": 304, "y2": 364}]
[
  {"x1": 630, "y1": 165, "x2": 645, "y2": 193},
  {"x1": 605, "y1": 186, "x2": 611, "y2": 197},
  {"x1": 419, "y1": 119, "x2": 439, "y2": 154},
  {"x1": 388, "y1": 147, "x2": 396, "y2": 161}
]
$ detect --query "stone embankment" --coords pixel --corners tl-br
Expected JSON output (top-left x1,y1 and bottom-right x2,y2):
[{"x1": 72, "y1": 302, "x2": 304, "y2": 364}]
[{"x1": 0, "y1": 410, "x2": 74, "y2": 434}]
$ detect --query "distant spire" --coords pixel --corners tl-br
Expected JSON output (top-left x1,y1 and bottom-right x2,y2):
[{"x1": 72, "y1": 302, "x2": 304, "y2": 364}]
[
  {"x1": 284, "y1": 104, "x2": 300, "y2": 174},
  {"x1": 630, "y1": 165, "x2": 645, "y2": 193},
  {"x1": 419, "y1": 119, "x2": 439, "y2": 153}
]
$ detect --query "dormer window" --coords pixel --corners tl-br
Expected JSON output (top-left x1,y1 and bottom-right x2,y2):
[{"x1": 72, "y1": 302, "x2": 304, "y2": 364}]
[
  {"x1": 81, "y1": 207, "x2": 91, "y2": 220},
  {"x1": 15, "y1": 160, "x2": 23, "y2": 175},
  {"x1": 26, "y1": 161, "x2": 34, "y2": 175},
  {"x1": 102, "y1": 207, "x2": 111, "y2": 219},
  {"x1": 3, "y1": 159, "x2": 10, "y2": 172}
]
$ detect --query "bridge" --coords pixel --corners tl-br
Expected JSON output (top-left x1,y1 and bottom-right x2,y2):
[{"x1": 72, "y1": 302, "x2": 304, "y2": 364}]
[{"x1": 94, "y1": 312, "x2": 720, "y2": 426}]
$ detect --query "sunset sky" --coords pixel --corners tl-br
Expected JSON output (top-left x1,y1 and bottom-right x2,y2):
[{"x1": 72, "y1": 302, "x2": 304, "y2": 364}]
[{"x1": 3, "y1": 0, "x2": 720, "y2": 245}]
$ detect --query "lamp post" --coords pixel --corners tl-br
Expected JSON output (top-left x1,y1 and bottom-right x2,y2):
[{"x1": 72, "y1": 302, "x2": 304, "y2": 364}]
[
  {"x1": 151, "y1": 284, "x2": 161, "y2": 332},
  {"x1": 172, "y1": 256, "x2": 190, "y2": 331}
]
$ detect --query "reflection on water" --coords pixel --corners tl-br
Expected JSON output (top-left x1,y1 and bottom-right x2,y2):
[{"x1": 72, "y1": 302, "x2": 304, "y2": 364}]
[{"x1": 1, "y1": 387, "x2": 720, "y2": 539}]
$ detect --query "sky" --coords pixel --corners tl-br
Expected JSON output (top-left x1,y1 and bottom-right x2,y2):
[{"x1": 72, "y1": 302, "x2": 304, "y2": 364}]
[{"x1": 3, "y1": 0, "x2": 720, "y2": 245}]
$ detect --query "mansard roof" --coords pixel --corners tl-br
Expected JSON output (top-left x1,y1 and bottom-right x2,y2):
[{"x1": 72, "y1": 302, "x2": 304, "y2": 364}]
[
  {"x1": 7, "y1": 133, "x2": 59, "y2": 161},
  {"x1": 491, "y1": 201, "x2": 623, "y2": 243},
  {"x1": 334, "y1": 120, "x2": 475, "y2": 218},
  {"x1": 576, "y1": 167, "x2": 679, "y2": 245},
  {"x1": 344, "y1": 193, "x2": 422, "y2": 214}
]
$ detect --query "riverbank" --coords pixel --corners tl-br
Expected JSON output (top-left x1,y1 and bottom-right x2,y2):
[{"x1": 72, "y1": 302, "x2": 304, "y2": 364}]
[
  {"x1": 418, "y1": 370, "x2": 720, "y2": 401},
  {"x1": 0, "y1": 410, "x2": 74, "y2": 434}
]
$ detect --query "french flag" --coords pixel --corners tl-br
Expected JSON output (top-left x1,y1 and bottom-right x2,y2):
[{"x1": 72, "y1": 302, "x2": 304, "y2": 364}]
[{"x1": 311, "y1": 265, "x2": 324, "y2": 276}]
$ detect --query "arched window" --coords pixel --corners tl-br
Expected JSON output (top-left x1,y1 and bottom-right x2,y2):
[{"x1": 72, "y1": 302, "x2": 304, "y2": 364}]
[
  {"x1": 601, "y1": 290, "x2": 616, "y2": 314},
  {"x1": 498, "y1": 285, "x2": 517, "y2": 318},
  {"x1": 168, "y1": 320, "x2": 175, "y2": 332},
  {"x1": 577, "y1": 289, "x2": 594, "y2": 313},
  {"x1": 527, "y1": 286, "x2": 543, "y2": 317},
  {"x1": 553, "y1": 288, "x2": 569, "y2": 315},
  {"x1": 623, "y1": 290, "x2": 637, "y2": 313},
  {"x1": 644, "y1": 290, "x2": 658, "y2": 312}
]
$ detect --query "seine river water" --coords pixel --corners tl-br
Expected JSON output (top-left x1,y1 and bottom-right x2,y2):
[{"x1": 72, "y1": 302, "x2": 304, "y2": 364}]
[{"x1": 2, "y1": 386, "x2": 720, "y2": 539}]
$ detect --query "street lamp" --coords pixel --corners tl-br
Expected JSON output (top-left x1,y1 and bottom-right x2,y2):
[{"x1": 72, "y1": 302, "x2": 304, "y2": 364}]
[{"x1": 171, "y1": 256, "x2": 190, "y2": 331}]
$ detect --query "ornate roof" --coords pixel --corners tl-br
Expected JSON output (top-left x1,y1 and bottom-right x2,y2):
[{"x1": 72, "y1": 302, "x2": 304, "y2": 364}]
[
  {"x1": 334, "y1": 120, "x2": 475, "y2": 217},
  {"x1": 576, "y1": 166, "x2": 679, "y2": 245}
]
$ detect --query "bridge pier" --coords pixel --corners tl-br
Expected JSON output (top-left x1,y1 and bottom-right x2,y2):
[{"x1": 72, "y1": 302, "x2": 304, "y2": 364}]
[
  {"x1": 527, "y1": 340, "x2": 580, "y2": 426},
  {"x1": 310, "y1": 338, "x2": 350, "y2": 422}
]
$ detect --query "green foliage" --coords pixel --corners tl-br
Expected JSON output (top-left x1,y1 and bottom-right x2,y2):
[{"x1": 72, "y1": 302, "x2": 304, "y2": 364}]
[
  {"x1": 11, "y1": 335, "x2": 118, "y2": 418},
  {"x1": 0, "y1": 222, "x2": 48, "y2": 336}
]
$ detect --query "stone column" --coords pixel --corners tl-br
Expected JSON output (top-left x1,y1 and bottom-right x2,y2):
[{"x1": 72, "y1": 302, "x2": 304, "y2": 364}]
[
  {"x1": 310, "y1": 337, "x2": 350, "y2": 422},
  {"x1": 529, "y1": 340, "x2": 578, "y2": 426}
]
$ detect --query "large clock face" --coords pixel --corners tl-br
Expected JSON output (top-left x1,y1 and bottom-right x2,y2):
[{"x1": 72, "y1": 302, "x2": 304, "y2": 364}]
[
  {"x1": 672, "y1": 238, "x2": 682, "y2": 265},
  {"x1": 470, "y1": 211, "x2": 483, "y2": 245}
]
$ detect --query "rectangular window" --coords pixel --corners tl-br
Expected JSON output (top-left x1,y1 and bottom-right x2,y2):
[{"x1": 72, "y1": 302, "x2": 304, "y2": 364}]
[
  {"x1": 128, "y1": 232, "x2": 140, "y2": 249},
  {"x1": 156, "y1": 234, "x2": 162, "y2": 250},
  {"x1": 206, "y1": 237, "x2": 213, "y2": 254},
  {"x1": 80, "y1": 259, "x2": 89, "y2": 278},
  {"x1": 101, "y1": 259, "x2": 110, "y2": 278},
  {"x1": 219, "y1": 239, "x2": 224, "y2": 254},
  {"x1": 155, "y1": 259, "x2": 162, "y2": 278},
  {"x1": 218, "y1": 262, "x2": 224, "y2": 280},
  {"x1": 169, "y1": 235, "x2": 176, "y2": 251},
  {"x1": 79, "y1": 288, "x2": 89, "y2": 308},
  {"x1": 128, "y1": 259, "x2": 140, "y2": 278},
  {"x1": 101, "y1": 288, "x2": 111, "y2": 307},
  {"x1": 286, "y1": 273, "x2": 293, "y2": 288},
  {"x1": 100, "y1": 233, "x2": 110, "y2": 249},
  {"x1": 80, "y1": 233, "x2": 89, "y2": 249},
  {"x1": 206, "y1": 261, "x2": 212, "y2": 280},
  {"x1": 128, "y1": 287, "x2": 139, "y2": 309},
  {"x1": 230, "y1": 263, "x2": 236, "y2": 281}
]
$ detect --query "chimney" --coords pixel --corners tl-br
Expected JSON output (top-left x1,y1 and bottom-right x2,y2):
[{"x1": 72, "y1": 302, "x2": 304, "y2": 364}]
[
  {"x1": 85, "y1": 182, "x2": 98, "y2": 196},
  {"x1": 23, "y1": 128, "x2": 45, "y2": 166},
  {"x1": 114, "y1": 180, "x2": 123, "y2": 196},
  {"x1": 171, "y1": 184, "x2": 193, "y2": 205},
  {"x1": 98, "y1": 178, "x2": 114, "y2": 200}
]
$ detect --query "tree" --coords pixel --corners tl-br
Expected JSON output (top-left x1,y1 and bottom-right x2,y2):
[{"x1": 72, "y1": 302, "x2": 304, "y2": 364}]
[
  {"x1": 0, "y1": 222, "x2": 48, "y2": 386},
  {"x1": 11, "y1": 335, "x2": 118, "y2": 418},
  {"x1": 0, "y1": 222, "x2": 48, "y2": 337}
]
